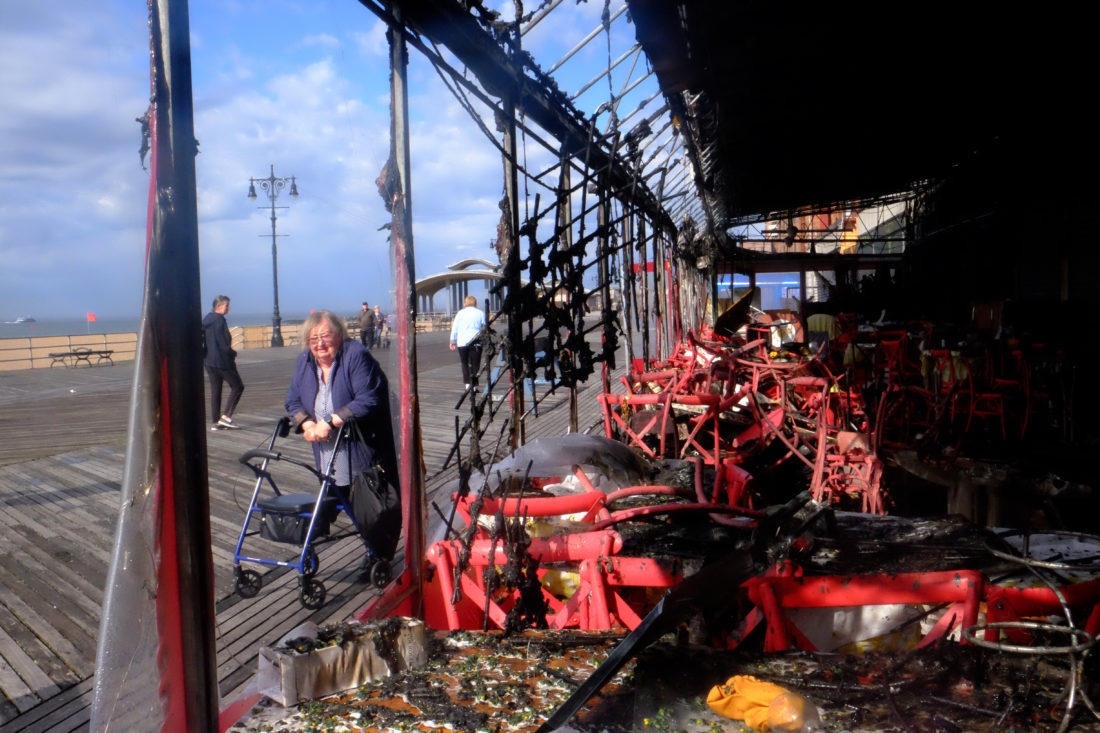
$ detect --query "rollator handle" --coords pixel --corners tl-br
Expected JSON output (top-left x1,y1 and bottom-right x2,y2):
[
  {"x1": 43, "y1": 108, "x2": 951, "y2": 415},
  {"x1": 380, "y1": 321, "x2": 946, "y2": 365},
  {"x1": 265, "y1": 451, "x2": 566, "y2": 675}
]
[{"x1": 239, "y1": 449, "x2": 281, "y2": 465}]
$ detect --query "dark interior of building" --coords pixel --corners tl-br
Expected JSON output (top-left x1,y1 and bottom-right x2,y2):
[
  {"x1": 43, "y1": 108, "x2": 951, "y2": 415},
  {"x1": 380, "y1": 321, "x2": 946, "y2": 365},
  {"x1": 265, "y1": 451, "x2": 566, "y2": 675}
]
[{"x1": 625, "y1": 0, "x2": 1100, "y2": 452}]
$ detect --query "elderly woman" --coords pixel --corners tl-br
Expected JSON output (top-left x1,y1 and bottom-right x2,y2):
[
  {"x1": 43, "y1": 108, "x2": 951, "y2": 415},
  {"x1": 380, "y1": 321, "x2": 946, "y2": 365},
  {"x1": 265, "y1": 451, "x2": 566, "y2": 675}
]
[{"x1": 285, "y1": 310, "x2": 399, "y2": 565}]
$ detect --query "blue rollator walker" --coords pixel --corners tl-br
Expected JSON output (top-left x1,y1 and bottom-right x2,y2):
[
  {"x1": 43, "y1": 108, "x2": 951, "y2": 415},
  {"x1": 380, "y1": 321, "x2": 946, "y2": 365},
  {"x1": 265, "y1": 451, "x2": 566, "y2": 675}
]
[{"x1": 231, "y1": 417, "x2": 391, "y2": 609}]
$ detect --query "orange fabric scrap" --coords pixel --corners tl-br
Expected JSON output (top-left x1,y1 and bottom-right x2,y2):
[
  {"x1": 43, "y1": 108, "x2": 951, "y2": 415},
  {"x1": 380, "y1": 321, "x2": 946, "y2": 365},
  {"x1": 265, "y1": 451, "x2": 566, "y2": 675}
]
[{"x1": 706, "y1": 674, "x2": 813, "y2": 731}]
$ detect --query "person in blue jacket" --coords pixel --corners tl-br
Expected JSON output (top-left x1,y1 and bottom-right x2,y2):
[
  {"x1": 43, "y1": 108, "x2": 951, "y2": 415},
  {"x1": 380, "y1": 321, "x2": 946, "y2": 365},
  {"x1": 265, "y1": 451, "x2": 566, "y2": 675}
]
[{"x1": 285, "y1": 310, "x2": 399, "y2": 564}]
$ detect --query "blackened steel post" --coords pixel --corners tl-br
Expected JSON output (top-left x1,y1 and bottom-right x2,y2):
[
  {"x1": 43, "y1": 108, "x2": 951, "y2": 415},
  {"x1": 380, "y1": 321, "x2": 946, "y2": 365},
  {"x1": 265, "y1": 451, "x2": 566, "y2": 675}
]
[
  {"x1": 638, "y1": 213, "x2": 651, "y2": 364},
  {"x1": 357, "y1": 4, "x2": 425, "y2": 623},
  {"x1": 597, "y1": 177, "x2": 612, "y2": 395},
  {"x1": 622, "y1": 206, "x2": 636, "y2": 374},
  {"x1": 667, "y1": 236, "x2": 683, "y2": 346},
  {"x1": 653, "y1": 231, "x2": 667, "y2": 362},
  {"x1": 556, "y1": 154, "x2": 579, "y2": 432},
  {"x1": 501, "y1": 94, "x2": 523, "y2": 450},
  {"x1": 389, "y1": 5, "x2": 425, "y2": 614}
]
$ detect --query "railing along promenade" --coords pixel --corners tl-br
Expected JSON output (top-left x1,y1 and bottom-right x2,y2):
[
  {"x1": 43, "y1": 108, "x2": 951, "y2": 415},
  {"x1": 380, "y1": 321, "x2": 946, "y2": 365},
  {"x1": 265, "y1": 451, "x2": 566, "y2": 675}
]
[{"x1": 0, "y1": 314, "x2": 457, "y2": 372}]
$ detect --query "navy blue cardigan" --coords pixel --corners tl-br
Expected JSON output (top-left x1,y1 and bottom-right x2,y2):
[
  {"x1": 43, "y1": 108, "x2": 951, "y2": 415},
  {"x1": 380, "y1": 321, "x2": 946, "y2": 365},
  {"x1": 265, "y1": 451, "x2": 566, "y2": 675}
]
[{"x1": 285, "y1": 339, "x2": 397, "y2": 483}]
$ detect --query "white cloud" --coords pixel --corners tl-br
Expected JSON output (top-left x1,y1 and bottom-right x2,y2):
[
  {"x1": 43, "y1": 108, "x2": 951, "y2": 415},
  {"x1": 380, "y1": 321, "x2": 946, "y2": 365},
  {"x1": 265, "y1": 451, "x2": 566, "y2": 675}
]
[
  {"x1": 352, "y1": 23, "x2": 389, "y2": 60},
  {"x1": 301, "y1": 33, "x2": 341, "y2": 51},
  {"x1": 0, "y1": 1, "x2": 149, "y2": 319},
  {"x1": 0, "y1": 0, "x2": 672, "y2": 322}
]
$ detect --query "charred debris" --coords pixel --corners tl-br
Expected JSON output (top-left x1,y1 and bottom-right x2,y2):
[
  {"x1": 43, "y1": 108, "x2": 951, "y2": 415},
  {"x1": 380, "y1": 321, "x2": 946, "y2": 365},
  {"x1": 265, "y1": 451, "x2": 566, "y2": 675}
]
[{"x1": 342, "y1": 2, "x2": 1100, "y2": 730}]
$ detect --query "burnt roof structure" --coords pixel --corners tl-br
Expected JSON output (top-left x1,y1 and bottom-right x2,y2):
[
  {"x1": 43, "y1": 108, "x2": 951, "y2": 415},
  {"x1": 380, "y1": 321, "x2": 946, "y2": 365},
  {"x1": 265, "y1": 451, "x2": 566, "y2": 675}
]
[
  {"x1": 360, "y1": 0, "x2": 1099, "y2": 417},
  {"x1": 625, "y1": 0, "x2": 1097, "y2": 228},
  {"x1": 622, "y1": 0, "x2": 1099, "y2": 347}
]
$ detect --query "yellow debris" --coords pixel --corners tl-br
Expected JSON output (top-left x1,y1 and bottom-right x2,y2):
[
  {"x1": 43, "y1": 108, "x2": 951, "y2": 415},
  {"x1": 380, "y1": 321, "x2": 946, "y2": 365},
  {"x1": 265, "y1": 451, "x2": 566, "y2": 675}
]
[{"x1": 706, "y1": 675, "x2": 820, "y2": 731}]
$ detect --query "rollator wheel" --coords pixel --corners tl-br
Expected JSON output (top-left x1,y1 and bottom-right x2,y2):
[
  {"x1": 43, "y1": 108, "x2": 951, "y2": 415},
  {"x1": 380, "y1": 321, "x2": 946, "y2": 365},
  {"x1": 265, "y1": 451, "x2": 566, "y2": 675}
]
[
  {"x1": 370, "y1": 560, "x2": 391, "y2": 588},
  {"x1": 235, "y1": 569, "x2": 262, "y2": 598},
  {"x1": 302, "y1": 546, "x2": 319, "y2": 577},
  {"x1": 299, "y1": 577, "x2": 326, "y2": 610}
]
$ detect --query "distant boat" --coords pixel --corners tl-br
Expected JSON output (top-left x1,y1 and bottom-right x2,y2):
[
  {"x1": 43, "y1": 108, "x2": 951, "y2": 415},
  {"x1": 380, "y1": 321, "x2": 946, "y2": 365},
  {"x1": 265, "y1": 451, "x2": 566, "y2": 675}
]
[{"x1": 5, "y1": 317, "x2": 37, "y2": 324}]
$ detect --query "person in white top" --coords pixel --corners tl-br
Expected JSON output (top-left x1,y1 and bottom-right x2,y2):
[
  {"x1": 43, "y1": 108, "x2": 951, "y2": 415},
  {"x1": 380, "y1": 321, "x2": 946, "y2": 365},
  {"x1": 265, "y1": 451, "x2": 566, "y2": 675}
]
[{"x1": 449, "y1": 295, "x2": 487, "y2": 390}]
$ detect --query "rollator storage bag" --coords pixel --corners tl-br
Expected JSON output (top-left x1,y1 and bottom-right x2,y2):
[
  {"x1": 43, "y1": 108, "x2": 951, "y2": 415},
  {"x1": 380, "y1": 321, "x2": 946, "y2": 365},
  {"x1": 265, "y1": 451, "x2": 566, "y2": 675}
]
[{"x1": 258, "y1": 493, "x2": 332, "y2": 544}]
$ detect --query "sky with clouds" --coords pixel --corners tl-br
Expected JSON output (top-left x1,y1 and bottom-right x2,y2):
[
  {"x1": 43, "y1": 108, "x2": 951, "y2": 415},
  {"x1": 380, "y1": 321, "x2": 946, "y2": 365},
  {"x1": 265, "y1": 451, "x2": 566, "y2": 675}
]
[{"x1": 0, "y1": 1, "x2": 660, "y2": 323}]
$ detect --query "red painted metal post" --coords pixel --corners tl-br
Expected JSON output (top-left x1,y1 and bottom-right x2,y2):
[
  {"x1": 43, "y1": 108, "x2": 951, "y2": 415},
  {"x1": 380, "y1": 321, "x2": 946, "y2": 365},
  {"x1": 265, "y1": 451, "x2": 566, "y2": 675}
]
[{"x1": 357, "y1": 7, "x2": 425, "y2": 623}]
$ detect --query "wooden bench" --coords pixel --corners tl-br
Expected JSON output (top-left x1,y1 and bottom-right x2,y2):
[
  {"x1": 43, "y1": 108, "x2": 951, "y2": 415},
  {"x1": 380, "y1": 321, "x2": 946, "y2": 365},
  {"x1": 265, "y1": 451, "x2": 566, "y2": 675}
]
[{"x1": 47, "y1": 347, "x2": 114, "y2": 367}]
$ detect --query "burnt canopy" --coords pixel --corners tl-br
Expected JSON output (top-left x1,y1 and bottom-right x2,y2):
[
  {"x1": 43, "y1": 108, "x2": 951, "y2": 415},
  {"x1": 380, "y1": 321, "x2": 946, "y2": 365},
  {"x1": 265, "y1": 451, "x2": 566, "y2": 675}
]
[{"x1": 625, "y1": 0, "x2": 1097, "y2": 227}]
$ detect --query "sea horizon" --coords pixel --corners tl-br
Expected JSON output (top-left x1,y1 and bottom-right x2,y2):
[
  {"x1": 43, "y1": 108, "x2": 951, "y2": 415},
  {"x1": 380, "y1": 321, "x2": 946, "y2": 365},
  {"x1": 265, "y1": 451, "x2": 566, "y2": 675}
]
[{"x1": 0, "y1": 312, "x2": 320, "y2": 340}]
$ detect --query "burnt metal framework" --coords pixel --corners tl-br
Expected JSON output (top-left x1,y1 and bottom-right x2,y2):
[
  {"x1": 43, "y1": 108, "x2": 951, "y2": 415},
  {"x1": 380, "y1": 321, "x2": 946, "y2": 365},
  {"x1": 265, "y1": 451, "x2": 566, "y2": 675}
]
[
  {"x1": 358, "y1": 0, "x2": 707, "y2": 471},
  {"x1": 344, "y1": 0, "x2": 732, "y2": 629}
]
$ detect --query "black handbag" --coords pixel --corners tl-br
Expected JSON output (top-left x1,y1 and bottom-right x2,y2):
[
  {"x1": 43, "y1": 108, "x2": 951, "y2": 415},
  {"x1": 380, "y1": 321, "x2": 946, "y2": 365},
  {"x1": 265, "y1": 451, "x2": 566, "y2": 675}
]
[{"x1": 348, "y1": 464, "x2": 401, "y2": 561}]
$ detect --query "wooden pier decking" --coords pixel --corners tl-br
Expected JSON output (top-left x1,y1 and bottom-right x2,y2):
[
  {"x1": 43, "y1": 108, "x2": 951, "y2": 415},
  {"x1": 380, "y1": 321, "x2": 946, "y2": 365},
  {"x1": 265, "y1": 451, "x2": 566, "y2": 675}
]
[{"x1": 0, "y1": 329, "x2": 619, "y2": 731}]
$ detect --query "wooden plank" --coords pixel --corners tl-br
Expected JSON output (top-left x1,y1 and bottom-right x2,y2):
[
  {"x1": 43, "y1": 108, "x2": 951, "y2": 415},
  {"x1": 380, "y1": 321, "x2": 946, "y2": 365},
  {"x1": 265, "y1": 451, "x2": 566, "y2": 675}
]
[
  {"x1": 0, "y1": 330, "x2": 623, "y2": 730},
  {"x1": 0, "y1": 621, "x2": 61, "y2": 712},
  {"x1": 213, "y1": 535, "x2": 374, "y2": 662},
  {"x1": 1, "y1": 678, "x2": 94, "y2": 733},
  {"x1": 14, "y1": 539, "x2": 104, "y2": 623},
  {"x1": 0, "y1": 574, "x2": 91, "y2": 679},
  {"x1": 0, "y1": 478, "x2": 61, "y2": 541},
  {"x1": 3, "y1": 464, "x2": 111, "y2": 531},
  {"x1": 0, "y1": 491, "x2": 114, "y2": 568}
]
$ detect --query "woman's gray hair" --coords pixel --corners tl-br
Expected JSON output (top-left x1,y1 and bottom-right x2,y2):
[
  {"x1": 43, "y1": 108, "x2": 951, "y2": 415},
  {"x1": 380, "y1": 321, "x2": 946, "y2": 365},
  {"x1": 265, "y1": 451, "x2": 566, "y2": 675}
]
[{"x1": 298, "y1": 310, "x2": 348, "y2": 350}]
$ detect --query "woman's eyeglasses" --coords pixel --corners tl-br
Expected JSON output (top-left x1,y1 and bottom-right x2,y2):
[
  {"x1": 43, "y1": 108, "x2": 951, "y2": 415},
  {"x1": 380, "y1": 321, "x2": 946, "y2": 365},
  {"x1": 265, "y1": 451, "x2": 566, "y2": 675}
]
[{"x1": 308, "y1": 333, "x2": 334, "y2": 345}]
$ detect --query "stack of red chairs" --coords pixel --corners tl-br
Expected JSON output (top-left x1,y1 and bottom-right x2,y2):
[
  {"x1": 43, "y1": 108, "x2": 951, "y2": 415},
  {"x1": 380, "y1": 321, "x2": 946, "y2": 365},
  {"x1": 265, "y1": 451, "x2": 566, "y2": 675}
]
[{"x1": 424, "y1": 459, "x2": 762, "y2": 633}]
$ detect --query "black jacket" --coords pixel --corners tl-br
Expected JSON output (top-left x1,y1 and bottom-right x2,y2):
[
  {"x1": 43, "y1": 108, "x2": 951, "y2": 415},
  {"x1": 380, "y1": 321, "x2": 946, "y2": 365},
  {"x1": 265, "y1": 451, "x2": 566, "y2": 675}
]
[{"x1": 201, "y1": 311, "x2": 237, "y2": 369}]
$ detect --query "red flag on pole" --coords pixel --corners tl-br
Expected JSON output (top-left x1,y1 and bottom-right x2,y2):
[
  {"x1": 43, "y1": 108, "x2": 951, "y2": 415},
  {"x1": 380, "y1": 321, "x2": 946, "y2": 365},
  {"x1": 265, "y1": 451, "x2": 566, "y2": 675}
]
[{"x1": 86, "y1": 312, "x2": 97, "y2": 323}]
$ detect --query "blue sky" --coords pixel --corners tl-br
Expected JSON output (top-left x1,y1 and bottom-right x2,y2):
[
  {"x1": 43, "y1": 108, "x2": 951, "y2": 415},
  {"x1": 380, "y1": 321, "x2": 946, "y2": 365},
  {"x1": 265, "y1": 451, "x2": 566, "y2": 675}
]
[{"x1": 0, "y1": 1, "x2": 661, "y2": 322}]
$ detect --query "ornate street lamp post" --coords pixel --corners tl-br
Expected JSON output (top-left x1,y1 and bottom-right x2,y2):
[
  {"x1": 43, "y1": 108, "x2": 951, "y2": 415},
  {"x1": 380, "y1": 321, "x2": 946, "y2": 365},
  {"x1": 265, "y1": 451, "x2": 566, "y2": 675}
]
[{"x1": 247, "y1": 164, "x2": 299, "y2": 347}]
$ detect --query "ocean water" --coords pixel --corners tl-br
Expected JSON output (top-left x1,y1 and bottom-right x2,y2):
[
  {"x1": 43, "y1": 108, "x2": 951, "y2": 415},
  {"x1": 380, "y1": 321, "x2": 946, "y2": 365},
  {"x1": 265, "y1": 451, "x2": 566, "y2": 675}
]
[{"x1": 0, "y1": 313, "x2": 298, "y2": 340}]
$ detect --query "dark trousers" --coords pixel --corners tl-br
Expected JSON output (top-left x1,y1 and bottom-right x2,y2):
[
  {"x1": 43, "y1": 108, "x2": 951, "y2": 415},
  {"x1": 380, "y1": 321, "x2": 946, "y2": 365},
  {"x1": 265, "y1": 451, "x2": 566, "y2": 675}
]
[
  {"x1": 206, "y1": 365, "x2": 244, "y2": 420},
  {"x1": 457, "y1": 342, "x2": 482, "y2": 386}
]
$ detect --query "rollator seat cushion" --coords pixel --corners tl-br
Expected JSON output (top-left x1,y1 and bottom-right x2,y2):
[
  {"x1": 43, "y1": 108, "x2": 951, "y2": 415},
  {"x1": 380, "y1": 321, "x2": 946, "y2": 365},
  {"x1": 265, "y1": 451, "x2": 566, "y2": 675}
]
[{"x1": 258, "y1": 493, "x2": 336, "y2": 544}]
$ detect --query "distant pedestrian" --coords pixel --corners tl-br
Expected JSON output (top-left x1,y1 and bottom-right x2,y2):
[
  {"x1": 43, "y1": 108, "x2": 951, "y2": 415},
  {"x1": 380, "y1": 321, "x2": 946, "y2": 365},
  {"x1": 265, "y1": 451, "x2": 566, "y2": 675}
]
[
  {"x1": 373, "y1": 305, "x2": 385, "y2": 348},
  {"x1": 449, "y1": 295, "x2": 486, "y2": 390},
  {"x1": 202, "y1": 294, "x2": 244, "y2": 431},
  {"x1": 358, "y1": 302, "x2": 376, "y2": 349}
]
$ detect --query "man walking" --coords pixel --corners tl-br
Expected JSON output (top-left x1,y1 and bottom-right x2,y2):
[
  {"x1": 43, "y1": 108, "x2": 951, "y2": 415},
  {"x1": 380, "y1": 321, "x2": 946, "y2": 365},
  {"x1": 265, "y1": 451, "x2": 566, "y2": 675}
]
[
  {"x1": 449, "y1": 295, "x2": 486, "y2": 390},
  {"x1": 359, "y1": 301, "x2": 376, "y2": 349},
  {"x1": 202, "y1": 294, "x2": 244, "y2": 431}
]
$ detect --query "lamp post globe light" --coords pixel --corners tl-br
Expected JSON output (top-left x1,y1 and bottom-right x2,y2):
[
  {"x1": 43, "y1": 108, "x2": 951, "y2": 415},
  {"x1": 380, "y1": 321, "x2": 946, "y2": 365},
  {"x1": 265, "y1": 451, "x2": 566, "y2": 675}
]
[{"x1": 247, "y1": 164, "x2": 299, "y2": 347}]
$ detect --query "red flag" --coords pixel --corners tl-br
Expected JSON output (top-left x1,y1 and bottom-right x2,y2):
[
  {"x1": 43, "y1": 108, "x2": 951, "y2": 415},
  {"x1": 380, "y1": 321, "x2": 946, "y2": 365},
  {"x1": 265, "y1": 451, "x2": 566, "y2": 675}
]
[{"x1": 86, "y1": 312, "x2": 97, "y2": 323}]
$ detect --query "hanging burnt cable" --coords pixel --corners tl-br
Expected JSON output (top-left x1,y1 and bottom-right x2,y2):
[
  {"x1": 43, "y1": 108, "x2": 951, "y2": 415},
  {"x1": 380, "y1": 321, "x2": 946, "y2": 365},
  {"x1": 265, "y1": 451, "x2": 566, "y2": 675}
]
[
  {"x1": 437, "y1": 413, "x2": 514, "y2": 539},
  {"x1": 520, "y1": 110, "x2": 532, "y2": 223},
  {"x1": 411, "y1": 37, "x2": 556, "y2": 194}
]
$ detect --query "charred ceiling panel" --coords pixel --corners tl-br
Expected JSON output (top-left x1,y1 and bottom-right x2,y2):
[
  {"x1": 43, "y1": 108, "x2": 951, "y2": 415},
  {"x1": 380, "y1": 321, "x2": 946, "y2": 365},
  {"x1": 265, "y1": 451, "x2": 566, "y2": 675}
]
[{"x1": 625, "y1": 0, "x2": 1093, "y2": 227}]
